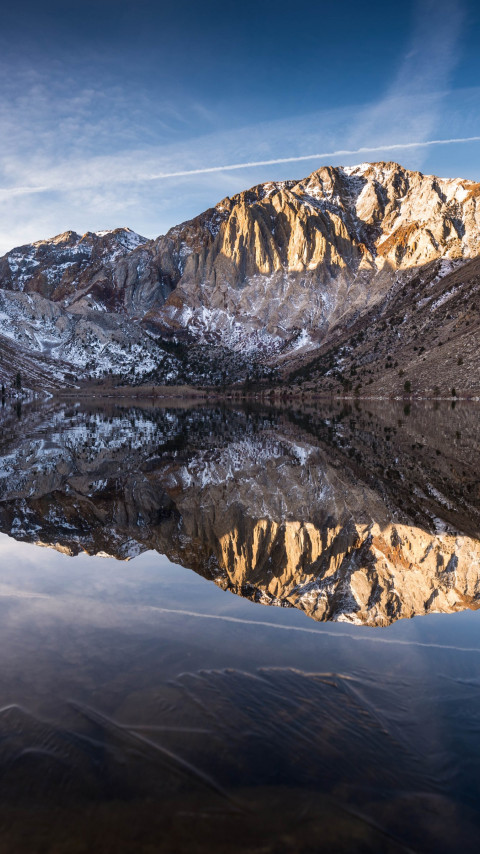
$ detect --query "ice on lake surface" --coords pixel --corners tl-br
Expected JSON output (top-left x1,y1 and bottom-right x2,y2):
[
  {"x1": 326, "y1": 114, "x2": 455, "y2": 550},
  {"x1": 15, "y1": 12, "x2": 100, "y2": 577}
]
[{"x1": 0, "y1": 398, "x2": 480, "y2": 852}]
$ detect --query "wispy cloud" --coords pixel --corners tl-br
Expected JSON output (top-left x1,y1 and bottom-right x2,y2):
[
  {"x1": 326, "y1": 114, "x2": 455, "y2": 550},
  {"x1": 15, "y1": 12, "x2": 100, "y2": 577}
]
[
  {"x1": 1, "y1": 134, "x2": 479, "y2": 199},
  {"x1": 0, "y1": 0, "x2": 476, "y2": 254},
  {"x1": 349, "y1": 0, "x2": 465, "y2": 148},
  {"x1": 145, "y1": 136, "x2": 480, "y2": 179}
]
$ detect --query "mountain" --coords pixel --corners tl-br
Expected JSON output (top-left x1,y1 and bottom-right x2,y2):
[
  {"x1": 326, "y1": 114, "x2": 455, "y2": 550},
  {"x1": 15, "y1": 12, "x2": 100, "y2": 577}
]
[
  {"x1": 0, "y1": 227, "x2": 184, "y2": 389},
  {"x1": 1, "y1": 162, "x2": 480, "y2": 393},
  {"x1": 1, "y1": 400, "x2": 480, "y2": 626}
]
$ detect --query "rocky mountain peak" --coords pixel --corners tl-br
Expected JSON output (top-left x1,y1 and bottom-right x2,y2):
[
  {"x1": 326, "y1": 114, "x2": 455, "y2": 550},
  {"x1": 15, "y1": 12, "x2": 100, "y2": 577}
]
[
  {"x1": 0, "y1": 226, "x2": 148, "y2": 301},
  {"x1": 0, "y1": 161, "x2": 479, "y2": 392}
]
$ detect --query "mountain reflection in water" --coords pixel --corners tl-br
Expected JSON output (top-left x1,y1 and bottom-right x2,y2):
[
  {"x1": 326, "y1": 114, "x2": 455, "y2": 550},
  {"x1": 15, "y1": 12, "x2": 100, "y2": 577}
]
[
  {"x1": 0, "y1": 400, "x2": 480, "y2": 853},
  {"x1": 1, "y1": 399, "x2": 479, "y2": 627}
]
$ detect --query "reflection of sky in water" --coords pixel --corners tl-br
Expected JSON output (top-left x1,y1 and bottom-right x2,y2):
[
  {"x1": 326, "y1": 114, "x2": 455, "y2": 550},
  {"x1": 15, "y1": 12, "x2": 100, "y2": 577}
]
[
  {"x1": 1, "y1": 399, "x2": 480, "y2": 851},
  {"x1": 1, "y1": 532, "x2": 480, "y2": 851}
]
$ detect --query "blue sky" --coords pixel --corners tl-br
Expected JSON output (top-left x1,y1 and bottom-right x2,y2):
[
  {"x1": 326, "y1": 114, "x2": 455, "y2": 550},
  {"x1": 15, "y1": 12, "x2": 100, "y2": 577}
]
[{"x1": 0, "y1": 0, "x2": 479, "y2": 252}]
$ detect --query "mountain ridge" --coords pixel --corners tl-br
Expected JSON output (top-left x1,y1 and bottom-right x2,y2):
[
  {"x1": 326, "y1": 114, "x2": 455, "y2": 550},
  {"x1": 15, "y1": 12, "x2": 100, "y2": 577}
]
[{"x1": 1, "y1": 161, "x2": 480, "y2": 394}]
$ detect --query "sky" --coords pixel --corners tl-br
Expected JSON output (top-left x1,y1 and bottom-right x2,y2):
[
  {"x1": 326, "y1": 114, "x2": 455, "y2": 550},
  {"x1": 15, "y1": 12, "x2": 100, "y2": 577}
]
[{"x1": 0, "y1": 0, "x2": 479, "y2": 253}]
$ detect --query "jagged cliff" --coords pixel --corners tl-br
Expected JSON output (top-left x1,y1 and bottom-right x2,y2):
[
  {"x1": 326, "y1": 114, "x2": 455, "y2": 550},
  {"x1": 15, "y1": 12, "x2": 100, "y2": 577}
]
[
  {"x1": 1, "y1": 400, "x2": 480, "y2": 626},
  {"x1": 1, "y1": 162, "x2": 480, "y2": 391},
  {"x1": 136, "y1": 162, "x2": 480, "y2": 350}
]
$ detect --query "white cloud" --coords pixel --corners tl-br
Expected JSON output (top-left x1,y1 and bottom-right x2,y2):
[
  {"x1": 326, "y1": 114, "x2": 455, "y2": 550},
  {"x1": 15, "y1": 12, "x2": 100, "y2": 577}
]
[{"x1": 0, "y1": 0, "x2": 477, "y2": 254}]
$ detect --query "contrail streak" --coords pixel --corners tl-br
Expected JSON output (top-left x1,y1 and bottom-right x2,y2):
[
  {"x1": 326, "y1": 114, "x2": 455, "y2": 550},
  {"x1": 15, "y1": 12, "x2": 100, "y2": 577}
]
[
  {"x1": 147, "y1": 606, "x2": 480, "y2": 654},
  {"x1": 1, "y1": 135, "x2": 479, "y2": 198},
  {"x1": 147, "y1": 135, "x2": 480, "y2": 179}
]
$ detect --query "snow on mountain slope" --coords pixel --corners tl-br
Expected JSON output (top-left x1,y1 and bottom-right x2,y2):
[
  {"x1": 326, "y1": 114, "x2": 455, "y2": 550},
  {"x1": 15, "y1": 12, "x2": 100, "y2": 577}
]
[
  {"x1": 125, "y1": 161, "x2": 480, "y2": 350},
  {"x1": 1, "y1": 162, "x2": 480, "y2": 391},
  {"x1": 1, "y1": 228, "x2": 146, "y2": 300},
  {"x1": 0, "y1": 229, "x2": 183, "y2": 389}
]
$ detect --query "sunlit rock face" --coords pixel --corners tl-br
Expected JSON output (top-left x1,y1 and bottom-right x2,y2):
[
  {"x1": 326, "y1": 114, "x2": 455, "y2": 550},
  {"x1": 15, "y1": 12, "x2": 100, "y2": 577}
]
[
  {"x1": 117, "y1": 163, "x2": 480, "y2": 353},
  {"x1": 1, "y1": 401, "x2": 480, "y2": 626},
  {"x1": 1, "y1": 163, "x2": 480, "y2": 388}
]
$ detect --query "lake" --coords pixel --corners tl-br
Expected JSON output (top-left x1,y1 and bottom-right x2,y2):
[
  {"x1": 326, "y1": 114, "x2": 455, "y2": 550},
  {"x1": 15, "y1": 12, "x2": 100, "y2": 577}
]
[{"x1": 0, "y1": 397, "x2": 479, "y2": 853}]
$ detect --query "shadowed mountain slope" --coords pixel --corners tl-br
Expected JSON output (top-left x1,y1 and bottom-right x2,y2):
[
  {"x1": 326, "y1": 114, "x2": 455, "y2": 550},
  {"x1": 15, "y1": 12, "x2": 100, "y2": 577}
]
[{"x1": 1, "y1": 163, "x2": 480, "y2": 392}]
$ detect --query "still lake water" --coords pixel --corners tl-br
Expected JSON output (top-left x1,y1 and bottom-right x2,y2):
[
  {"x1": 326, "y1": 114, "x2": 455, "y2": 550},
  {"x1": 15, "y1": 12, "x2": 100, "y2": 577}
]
[{"x1": 0, "y1": 398, "x2": 479, "y2": 852}]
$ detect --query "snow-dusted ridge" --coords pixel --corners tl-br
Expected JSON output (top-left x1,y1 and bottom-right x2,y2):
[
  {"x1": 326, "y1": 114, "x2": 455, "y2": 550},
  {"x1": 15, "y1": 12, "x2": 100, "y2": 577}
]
[{"x1": 1, "y1": 161, "x2": 480, "y2": 389}]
